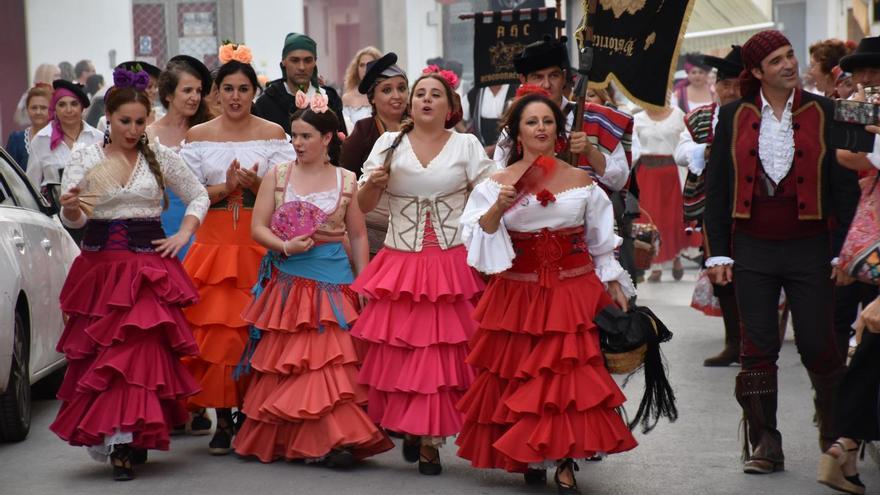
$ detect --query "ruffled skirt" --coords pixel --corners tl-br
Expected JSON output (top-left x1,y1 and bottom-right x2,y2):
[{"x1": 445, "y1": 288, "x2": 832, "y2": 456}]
[
  {"x1": 635, "y1": 158, "x2": 689, "y2": 263},
  {"x1": 351, "y1": 244, "x2": 484, "y2": 440},
  {"x1": 182, "y1": 209, "x2": 263, "y2": 408},
  {"x1": 233, "y1": 266, "x2": 393, "y2": 462},
  {"x1": 49, "y1": 249, "x2": 201, "y2": 451},
  {"x1": 455, "y1": 271, "x2": 637, "y2": 472}
]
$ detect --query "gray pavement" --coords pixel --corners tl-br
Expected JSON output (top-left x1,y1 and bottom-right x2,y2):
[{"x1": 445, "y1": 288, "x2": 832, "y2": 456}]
[{"x1": 0, "y1": 270, "x2": 874, "y2": 494}]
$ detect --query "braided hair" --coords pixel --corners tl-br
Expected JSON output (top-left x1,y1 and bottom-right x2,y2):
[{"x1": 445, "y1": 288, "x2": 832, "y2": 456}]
[{"x1": 105, "y1": 85, "x2": 168, "y2": 207}]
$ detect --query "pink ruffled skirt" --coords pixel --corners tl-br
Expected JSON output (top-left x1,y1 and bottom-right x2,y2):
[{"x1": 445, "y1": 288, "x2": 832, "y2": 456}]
[{"x1": 351, "y1": 244, "x2": 484, "y2": 439}]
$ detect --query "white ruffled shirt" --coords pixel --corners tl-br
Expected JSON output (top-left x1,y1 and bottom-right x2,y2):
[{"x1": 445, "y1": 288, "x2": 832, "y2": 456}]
[
  {"x1": 461, "y1": 179, "x2": 636, "y2": 298},
  {"x1": 758, "y1": 89, "x2": 795, "y2": 184},
  {"x1": 60, "y1": 142, "x2": 209, "y2": 229},
  {"x1": 179, "y1": 139, "x2": 297, "y2": 186}
]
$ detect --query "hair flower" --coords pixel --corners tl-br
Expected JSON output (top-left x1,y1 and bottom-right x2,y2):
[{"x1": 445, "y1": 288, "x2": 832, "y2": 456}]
[
  {"x1": 422, "y1": 65, "x2": 460, "y2": 89},
  {"x1": 132, "y1": 71, "x2": 151, "y2": 92},
  {"x1": 515, "y1": 84, "x2": 551, "y2": 99},
  {"x1": 218, "y1": 41, "x2": 253, "y2": 64},
  {"x1": 310, "y1": 93, "x2": 329, "y2": 113},
  {"x1": 112, "y1": 66, "x2": 150, "y2": 92},
  {"x1": 536, "y1": 188, "x2": 556, "y2": 207},
  {"x1": 294, "y1": 90, "x2": 309, "y2": 109}
]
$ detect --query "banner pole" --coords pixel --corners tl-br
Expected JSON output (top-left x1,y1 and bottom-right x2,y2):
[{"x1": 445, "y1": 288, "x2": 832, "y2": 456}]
[
  {"x1": 556, "y1": 0, "x2": 562, "y2": 38},
  {"x1": 570, "y1": 0, "x2": 598, "y2": 167}
]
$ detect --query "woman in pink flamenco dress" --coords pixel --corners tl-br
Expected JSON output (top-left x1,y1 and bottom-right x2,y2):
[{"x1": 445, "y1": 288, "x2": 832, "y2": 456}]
[{"x1": 353, "y1": 67, "x2": 497, "y2": 475}]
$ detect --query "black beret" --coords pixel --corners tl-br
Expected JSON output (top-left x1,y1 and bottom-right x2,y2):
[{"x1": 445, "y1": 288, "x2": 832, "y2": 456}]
[
  {"x1": 168, "y1": 55, "x2": 213, "y2": 95},
  {"x1": 52, "y1": 79, "x2": 90, "y2": 108},
  {"x1": 513, "y1": 36, "x2": 570, "y2": 75},
  {"x1": 116, "y1": 60, "x2": 161, "y2": 78}
]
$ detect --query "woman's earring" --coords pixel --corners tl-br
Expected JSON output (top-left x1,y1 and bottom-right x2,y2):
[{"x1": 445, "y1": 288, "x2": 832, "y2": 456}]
[
  {"x1": 103, "y1": 127, "x2": 111, "y2": 145},
  {"x1": 139, "y1": 134, "x2": 147, "y2": 145}
]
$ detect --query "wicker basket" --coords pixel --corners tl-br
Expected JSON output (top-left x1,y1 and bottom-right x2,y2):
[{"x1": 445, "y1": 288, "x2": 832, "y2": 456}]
[
  {"x1": 604, "y1": 344, "x2": 647, "y2": 375},
  {"x1": 632, "y1": 208, "x2": 660, "y2": 271}
]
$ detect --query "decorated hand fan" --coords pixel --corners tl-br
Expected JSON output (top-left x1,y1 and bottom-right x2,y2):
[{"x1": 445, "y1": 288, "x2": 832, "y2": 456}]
[
  {"x1": 508, "y1": 155, "x2": 558, "y2": 209},
  {"x1": 270, "y1": 201, "x2": 329, "y2": 240},
  {"x1": 77, "y1": 154, "x2": 131, "y2": 216}
]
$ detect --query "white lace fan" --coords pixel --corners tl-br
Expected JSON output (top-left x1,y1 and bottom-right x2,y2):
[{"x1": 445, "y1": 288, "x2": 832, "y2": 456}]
[{"x1": 77, "y1": 154, "x2": 131, "y2": 216}]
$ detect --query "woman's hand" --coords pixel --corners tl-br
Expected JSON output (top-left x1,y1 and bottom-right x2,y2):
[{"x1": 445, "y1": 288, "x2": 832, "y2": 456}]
[
  {"x1": 152, "y1": 232, "x2": 191, "y2": 258},
  {"x1": 367, "y1": 167, "x2": 390, "y2": 190},
  {"x1": 225, "y1": 159, "x2": 241, "y2": 193},
  {"x1": 283, "y1": 235, "x2": 315, "y2": 255},
  {"x1": 60, "y1": 186, "x2": 81, "y2": 211},
  {"x1": 607, "y1": 280, "x2": 629, "y2": 312},
  {"x1": 237, "y1": 162, "x2": 260, "y2": 189},
  {"x1": 861, "y1": 296, "x2": 880, "y2": 334},
  {"x1": 493, "y1": 184, "x2": 517, "y2": 211}
]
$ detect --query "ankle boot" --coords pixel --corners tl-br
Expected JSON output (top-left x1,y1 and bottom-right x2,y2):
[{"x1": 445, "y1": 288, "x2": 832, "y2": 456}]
[
  {"x1": 735, "y1": 370, "x2": 784, "y2": 474},
  {"x1": 704, "y1": 287, "x2": 741, "y2": 367},
  {"x1": 809, "y1": 367, "x2": 846, "y2": 453}
]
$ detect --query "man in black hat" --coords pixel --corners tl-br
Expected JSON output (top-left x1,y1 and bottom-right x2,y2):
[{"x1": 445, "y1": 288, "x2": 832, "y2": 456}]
[
  {"x1": 253, "y1": 32, "x2": 345, "y2": 135},
  {"x1": 674, "y1": 46, "x2": 743, "y2": 367}
]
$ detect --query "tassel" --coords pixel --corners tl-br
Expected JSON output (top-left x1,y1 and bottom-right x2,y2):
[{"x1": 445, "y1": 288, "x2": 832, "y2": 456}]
[
  {"x1": 627, "y1": 307, "x2": 678, "y2": 434},
  {"x1": 233, "y1": 325, "x2": 262, "y2": 380}
]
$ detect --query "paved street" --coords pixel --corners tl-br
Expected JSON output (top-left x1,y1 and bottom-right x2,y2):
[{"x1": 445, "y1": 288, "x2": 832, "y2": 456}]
[{"x1": 1, "y1": 271, "x2": 874, "y2": 495}]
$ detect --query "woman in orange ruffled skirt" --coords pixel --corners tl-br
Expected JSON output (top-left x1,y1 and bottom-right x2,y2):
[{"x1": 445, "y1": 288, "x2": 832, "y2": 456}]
[
  {"x1": 456, "y1": 91, "x2": 637, "y2": 494},
  {"x1": 233, "y1": 101, "x2": 391, "y2": 464},
  {"x1": 178, "y1": 50, "x2": 296, "y2": 454}
]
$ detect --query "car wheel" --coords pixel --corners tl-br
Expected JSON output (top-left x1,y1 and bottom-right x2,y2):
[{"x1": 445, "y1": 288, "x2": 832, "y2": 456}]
[{"x1": 0, "y1": 310, "x2": 31, "y2": 442}]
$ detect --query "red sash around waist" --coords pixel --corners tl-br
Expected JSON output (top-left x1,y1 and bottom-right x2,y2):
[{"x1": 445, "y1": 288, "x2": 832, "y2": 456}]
[{"x1": 504, "y1": 227, "x2": 593, "y2": 286}]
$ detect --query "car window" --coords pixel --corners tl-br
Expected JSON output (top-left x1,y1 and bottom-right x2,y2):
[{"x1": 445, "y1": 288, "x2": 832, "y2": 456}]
[{"x1": 0, "y1": 154, "x2": 41, "y2": 210}]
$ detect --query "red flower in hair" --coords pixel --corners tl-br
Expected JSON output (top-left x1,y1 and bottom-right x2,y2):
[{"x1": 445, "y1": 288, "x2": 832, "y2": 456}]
[
  {"x1": 515, "y1": 84, "x2": 551, "y2": 99},
  {"x1": 422, "y1": 65, "x2": 460, "y2": 89},
  {"x1": 536, "y1": 188, "x2": 556, "y2": 207}
]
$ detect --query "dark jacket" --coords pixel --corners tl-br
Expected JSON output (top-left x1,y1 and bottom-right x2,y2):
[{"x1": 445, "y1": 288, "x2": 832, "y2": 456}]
[
  {"x1": 339, "y1": 117, "x2": 382, "y2": 179},
  {"x1": 705, "y1": 89, "x2": 860, "y2": 259},
  {"x1": 253, "y1": 79, "x2": 345, "y2": 135},
  {"x1": 5, "y1": 131, "x2": 29, "y2": 171}
]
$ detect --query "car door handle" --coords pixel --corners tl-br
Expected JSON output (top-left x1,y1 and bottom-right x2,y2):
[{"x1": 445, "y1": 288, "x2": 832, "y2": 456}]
[
  {"x1": 41, "y1": 238, "x2": 52, "y2": 251},
  {"x1": 12, "y1": 235, "x2": 25, "y2": 249}
]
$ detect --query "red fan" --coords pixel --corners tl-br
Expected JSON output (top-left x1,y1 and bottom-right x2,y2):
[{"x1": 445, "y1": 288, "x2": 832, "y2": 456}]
[
  {"x1": 508, "y1": 155, "x2": 558, "y2": 210},
  {"x1": 270, "y1": 201, "x2": 328, "y2": 240}
]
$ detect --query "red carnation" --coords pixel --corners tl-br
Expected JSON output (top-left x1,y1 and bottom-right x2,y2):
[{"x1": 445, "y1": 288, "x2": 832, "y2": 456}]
[{"x1": 536, "y1": 189, "x2": 556, "y2": 207}]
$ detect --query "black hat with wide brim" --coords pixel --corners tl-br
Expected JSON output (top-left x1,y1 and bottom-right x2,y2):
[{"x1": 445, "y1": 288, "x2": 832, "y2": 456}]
[
  {"x1": 52, "y1": 79, "x2": 90, "y2": 108},
  {"x1": 703, "y1": 45, "x2": 743, "y2": 80},
  {"x1": 168, "y1": 55, "x2": 213, "y2": 95},
  {"x1": 116, "y1": 60, "x2": 162, "y2": 79},
  {"x1": 840, "y1": 36, "x2": 880, "y2": 73},
  {"x1": 358, "y1": 52, "x2": 406, "y2": 94},
  {"x1": 513, "y1": 35, "x2": 570, "y2": 75}
]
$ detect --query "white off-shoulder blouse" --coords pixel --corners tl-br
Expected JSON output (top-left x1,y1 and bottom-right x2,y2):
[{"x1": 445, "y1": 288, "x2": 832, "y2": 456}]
[
  {"x1": 178, "y1": 139, "x2": 297, "y2": 186},
  {"x1": 60, "y1": 142, "x2": 209, "y2": 229},
  {"x1": 460, "y1": 179, "x2": 636, "y2": 297}
]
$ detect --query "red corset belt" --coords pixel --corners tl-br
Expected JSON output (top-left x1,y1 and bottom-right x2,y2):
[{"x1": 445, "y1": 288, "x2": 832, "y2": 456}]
[{"x1": 504, "y1": 226, "x2": 594, "y2": 287}]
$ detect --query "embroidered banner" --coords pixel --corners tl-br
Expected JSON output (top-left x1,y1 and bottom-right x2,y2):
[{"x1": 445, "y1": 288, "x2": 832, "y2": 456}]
[{"x1": 473, "y1": 8, "x2": 564, "y2": 87}]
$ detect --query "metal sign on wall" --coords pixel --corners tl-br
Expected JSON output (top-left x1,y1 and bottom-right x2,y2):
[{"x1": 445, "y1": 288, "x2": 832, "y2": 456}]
[{"x1": 472, "y1": 8, "x2": 564, "y2": 87}]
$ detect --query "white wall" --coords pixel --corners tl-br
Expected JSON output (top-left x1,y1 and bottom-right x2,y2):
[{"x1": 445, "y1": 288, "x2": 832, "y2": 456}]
[
  {"x1": 25, "y1": 0, "x2": 133, "y2": 84},
  {"x1": 241, "y1": 0, "x2": 304, "y2": 80},
  {"x1": 405, "y1": 0, "x2": 443, "y2": 83}
]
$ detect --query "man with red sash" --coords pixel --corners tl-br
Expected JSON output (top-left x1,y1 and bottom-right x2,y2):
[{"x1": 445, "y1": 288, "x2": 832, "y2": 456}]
[
  {"x1": 705, "y1": 30, "x2": 860, "y2": 475},
  {"x1": 674, "y1": 46, "x2": 744, "y2": 367},
  {"x1": 493, "y1": 36, "x2": 637, "y2": 281}
]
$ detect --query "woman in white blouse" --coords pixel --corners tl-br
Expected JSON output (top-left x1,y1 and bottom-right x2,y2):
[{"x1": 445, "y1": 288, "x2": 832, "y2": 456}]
[
  {"x1": 49, "y1": 73, "x2": 209, "y2": 481},
  {"x1": 455, "y1": 91, "x2": 636, "y2": 494},
  {"x1": 353, "y1": 69, "x2": 497, "y2": 475},
  {"x1": 178, "y1": 55, "x2": 296, "y2": 456}
]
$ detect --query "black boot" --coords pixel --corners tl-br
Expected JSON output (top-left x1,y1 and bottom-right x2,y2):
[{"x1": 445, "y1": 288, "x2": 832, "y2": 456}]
[
  {"x1": 110, "y1": 444, "x2": 135, "y2": 481},
  {"x1": 208, "y1": 408, "x2": 235, "y2": 455},
  {"x1": 704, "y1": 285, "x2": 741, "y2": 367},
  {"x1": 809, "y1": 367, "x2": 846, "y2": 453},
  {"x1": 735, "y1": 371, "x2": 784, "y2": 474}
]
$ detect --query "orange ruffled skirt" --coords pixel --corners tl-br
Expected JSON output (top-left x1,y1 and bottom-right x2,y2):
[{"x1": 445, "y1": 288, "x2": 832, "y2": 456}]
[
  {"x1": 182, "y1": 209, "x2": 262, "y2": 408},
  {"x1": 455, "y1": 270, "x2": 637, "y2": 472},
  {"x1": 232, "y1": 267, "x2": 393, "y2": 461}
]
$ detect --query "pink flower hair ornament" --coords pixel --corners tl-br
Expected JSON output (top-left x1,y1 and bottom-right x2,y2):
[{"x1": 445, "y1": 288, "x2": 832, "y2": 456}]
[
  {"x1": 294, "y1": 90, "x2": 329, "y2": 113},
  {"x1": 218, "y1": 41, "x2": 253, "y2": 64},
  {"x1": 422, "y1": 64, "x2": 460, "y2": 90}
]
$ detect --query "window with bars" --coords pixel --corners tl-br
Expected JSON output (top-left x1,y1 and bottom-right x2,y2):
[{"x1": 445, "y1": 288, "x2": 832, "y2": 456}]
[{"x1": 132, "y1": 0, "x2": 240, "y2": 70}]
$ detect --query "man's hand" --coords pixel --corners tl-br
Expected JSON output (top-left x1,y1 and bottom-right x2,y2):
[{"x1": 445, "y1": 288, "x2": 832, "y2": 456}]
[
  {"x1": 707, "y1": 264, "x2": 733, "y2": 285},
  {"x1": 569, "y1": 131, "x2": 588, "y2": 155}
]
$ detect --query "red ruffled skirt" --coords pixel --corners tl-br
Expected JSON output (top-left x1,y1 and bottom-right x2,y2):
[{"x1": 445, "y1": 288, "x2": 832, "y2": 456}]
[
  {"x1": 634, "y1": 155, "x2": 692, "y2": 263},
  {"x1": 233, "y1": 269, "x2": 393, "y2": 462},
  {"x1": 182, "y1": 209, "x2": 262, "y2": 408},
  {"x1": 49, "y1": 249, "x2": 201, "y2": 450},
  {"x1": 455, "y1": 270, "x2": 637, "y2": 472},
  {"x1": 351, "y1": 243, "x2": 483, "y2": 439}
]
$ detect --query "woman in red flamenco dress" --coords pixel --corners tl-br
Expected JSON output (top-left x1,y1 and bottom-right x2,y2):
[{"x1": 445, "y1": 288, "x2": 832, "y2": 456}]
[
  {"x1": 50, "y1": 67, "x2": 209, "y2": 481},
  {"x1": 456, "y1": 91, "x2": 637, "y2": 494}
]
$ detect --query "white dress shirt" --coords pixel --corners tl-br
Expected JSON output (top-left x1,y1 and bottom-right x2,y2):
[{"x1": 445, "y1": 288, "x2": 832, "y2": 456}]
[
  {"x1": 26, "y1": 121, "x2": 104, "y2": 187},
  {"x1": 673, "y1": 106, "x2": 719, "y2": 175}
]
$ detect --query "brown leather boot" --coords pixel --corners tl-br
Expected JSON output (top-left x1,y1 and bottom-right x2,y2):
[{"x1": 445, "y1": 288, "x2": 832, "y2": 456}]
[
  {"x1": 704, "y1": 288, "x2": 741, "y2": 367},
  {"x1": 809, "y1": 367, "x2": 846, "y2": 453},
  {"x1": 735, "y1": 371, "x2": 784, "y2": 474}
]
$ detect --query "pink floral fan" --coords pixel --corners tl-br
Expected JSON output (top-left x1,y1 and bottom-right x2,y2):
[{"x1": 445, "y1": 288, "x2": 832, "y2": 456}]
[{"x1": 270, "y1": 201, "x2": 328, "y2": 240}]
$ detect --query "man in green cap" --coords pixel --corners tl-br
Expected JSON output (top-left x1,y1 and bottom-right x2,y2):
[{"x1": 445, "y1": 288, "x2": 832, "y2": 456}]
[{"x1": 253, "y1": 32, "x2": 345, "y2": 135}]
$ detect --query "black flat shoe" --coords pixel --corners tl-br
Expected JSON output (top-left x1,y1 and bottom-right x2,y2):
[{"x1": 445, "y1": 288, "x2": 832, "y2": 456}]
[
  {"x1": 208, "y1": 409, "x2": 235, "y2": 455},
  {"x1": 555, "y1": 459, "x2": 581, "y2": 495},
  {"x1": 418, "y1": 447, "x2": 442, "y2": 476},
  {"x1": 189, "y1": 409, "x2": 212, "y2": 436},
  {"x1": 110, "y1": 445, "x2": 135, "y2": 481},
  {"x1": 325, "y1": 448, "x2": 355, "y2": 468},
  {"x1": 402, "y1": 435, "x2": 420, "y2": 463},
  {"x1": 131, "y1": 448, "x2": 148, "y2": 465},
  {"x1": 524, "y1": 468, "x2": 547, "y2": 485}
]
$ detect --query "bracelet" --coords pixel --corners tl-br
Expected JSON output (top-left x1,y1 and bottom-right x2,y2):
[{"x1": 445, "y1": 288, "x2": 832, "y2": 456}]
[{"x1": 282, "y1": 240, "x2": 290, "y2": 256}]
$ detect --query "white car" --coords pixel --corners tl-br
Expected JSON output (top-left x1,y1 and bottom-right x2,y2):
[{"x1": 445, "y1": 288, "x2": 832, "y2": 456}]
[{"x1": 0, "y1": 148, "x2": 79, "y2": 442}]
